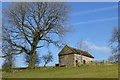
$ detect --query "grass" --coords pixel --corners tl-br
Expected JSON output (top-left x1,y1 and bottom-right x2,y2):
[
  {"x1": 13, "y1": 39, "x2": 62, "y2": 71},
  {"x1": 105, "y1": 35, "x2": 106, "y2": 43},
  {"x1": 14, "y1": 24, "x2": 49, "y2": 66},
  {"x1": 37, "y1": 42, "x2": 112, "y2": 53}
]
[{"x1": 3, "y1": 63, "x2": 118, "y2": 78}]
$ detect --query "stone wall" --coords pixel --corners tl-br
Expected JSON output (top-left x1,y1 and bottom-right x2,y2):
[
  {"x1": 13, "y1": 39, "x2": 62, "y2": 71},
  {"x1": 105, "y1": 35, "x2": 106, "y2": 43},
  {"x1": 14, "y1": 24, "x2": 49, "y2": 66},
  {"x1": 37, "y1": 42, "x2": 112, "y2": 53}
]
[
  {"x1": 74, "y1": 54, "x2": 93, "y2": 66},
  {"x1": 59, "y1": 53, "x2": 94, "y2": 67},
  {"x1": 82, "y1": 55, "x2": 93, "y2": 63},
  {"x1": 59, "y1": 54, "x2": 74, "y2": 66}
]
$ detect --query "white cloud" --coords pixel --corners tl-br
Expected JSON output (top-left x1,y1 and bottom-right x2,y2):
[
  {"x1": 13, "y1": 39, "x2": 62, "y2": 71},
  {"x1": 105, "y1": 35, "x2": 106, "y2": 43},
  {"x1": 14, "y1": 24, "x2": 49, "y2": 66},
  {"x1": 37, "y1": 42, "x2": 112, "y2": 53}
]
[
  {"x1": 71, "y1": 6, "x2": 117, "y2": 16},
  {"x1": 70, "y1": 17, "x2": 117, "y2": 25},
  {"x1": 82, "y1": 41, "x2": 111, "y2": 52}
]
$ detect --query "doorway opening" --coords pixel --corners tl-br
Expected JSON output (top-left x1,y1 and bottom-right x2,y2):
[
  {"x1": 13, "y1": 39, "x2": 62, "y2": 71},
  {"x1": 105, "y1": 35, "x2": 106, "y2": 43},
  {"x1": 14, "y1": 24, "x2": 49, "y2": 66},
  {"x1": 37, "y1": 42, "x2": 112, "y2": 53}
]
[
  {"x1": 76, "y1": 60, "x2": 78, "y2": 66},
  {"x1": 83, "y1": 60, "x2": 86, "y2": 64}
]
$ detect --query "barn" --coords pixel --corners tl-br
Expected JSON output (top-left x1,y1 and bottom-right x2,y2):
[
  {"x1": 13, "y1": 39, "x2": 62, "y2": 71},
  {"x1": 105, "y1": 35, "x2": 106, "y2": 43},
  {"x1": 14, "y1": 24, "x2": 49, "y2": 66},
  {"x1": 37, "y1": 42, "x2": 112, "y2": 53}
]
[{"x1": 58, "y1": 45, "x2": 94, "y2": 67}]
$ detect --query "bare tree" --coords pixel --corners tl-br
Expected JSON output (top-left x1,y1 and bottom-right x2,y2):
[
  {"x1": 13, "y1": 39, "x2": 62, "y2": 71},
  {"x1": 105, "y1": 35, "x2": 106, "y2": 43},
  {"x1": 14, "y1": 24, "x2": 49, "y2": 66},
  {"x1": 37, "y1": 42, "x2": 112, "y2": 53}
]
[
  {"x1": 77, "y1": 39, "x2": 89, "y2": 51},
  {"x1": 2, "y1": 42, "x2": 15, "y2": 72},
  {"x1": 109, "y1": 27, "x2": 120, "y2": 63},
  {"x1": 108, "y1": 54, "x2": 120, "y2": 62},
  {"x1": 42, "y1": 51, "x2": 53, "y2": 67},
  {"x1": 2, "y1": 27, "x2": 16, "y2": 72},
  {"x1": 110, "y1": 27, "x2": 120, "y2": 54},
  {"x1": 2, "y1": 2, "x2": 69, "y2": 69},
  {"x1": 77, "y1": 39, "x2": 89, "y2": 64}
]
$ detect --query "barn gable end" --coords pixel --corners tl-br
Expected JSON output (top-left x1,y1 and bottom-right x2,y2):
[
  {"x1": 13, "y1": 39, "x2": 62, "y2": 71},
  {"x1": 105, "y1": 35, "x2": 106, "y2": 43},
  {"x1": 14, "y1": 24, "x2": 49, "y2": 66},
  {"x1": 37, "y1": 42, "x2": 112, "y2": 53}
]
[{"x1": 58, "y1": 45, "x2": 73, "y2": 56}]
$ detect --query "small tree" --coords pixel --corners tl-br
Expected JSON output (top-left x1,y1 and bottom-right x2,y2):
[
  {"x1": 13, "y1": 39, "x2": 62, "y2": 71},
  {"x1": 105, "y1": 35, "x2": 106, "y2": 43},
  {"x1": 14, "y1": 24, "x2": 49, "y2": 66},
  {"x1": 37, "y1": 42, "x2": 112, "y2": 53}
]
[
  {"x1": 76, "y1": 39, "x2": 89, "y2": 65},
  {"x1": 42, "y1": 51, "x2": 53, "y2": 67},
  {"x1": 77, "y1": 39, "x2": 89, "y2": 51},
  {"x1": 2, "y1": 43, "x2": 15, "y2": 72},
  {"x1": 110, "y1": 27, "x2": 120, "y2": 54},
  {"x1": 2, "y1": 59, "x2": 13, "y2": 72},
  {"x1": 108, "y1": 54, "x2": 120, "y2": 62},
  {"x1": 109, "y1": 27, "x2": 120, "y2": 62}
]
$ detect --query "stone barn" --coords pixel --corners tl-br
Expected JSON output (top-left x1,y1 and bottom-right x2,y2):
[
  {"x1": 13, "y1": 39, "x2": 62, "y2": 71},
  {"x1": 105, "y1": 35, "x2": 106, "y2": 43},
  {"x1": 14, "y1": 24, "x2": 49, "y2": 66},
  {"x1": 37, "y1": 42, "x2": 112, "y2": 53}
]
[{"x1": 58, "y1": 45, "x2": 94, "y2": 67}]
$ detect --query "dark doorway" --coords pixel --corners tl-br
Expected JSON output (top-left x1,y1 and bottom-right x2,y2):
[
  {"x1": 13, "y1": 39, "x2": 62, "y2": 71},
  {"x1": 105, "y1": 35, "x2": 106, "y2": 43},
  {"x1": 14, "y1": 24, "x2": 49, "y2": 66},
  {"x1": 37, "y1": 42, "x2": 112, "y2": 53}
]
[
  {"x1": 83, "y1": 60, "x2": 85, "y2": 64},
  {"x1": 76, "y1": 60, "x2": 78, "y2": 66}
]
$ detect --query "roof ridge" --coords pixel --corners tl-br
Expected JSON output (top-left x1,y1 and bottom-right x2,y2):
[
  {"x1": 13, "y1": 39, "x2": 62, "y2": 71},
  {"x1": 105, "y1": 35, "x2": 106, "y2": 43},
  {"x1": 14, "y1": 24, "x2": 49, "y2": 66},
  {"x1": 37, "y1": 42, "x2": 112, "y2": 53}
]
[
  {"x1": 65, "y1": 45, "x2": 75, "y2": 53},
  {"x1": 61, "y1": 45, "x2": 94, "y2": 58}
]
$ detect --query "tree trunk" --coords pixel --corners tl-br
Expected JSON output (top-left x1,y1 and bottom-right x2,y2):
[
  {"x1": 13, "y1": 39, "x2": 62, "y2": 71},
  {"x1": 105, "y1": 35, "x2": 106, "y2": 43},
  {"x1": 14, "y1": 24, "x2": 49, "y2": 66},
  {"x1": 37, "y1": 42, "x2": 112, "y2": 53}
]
[
  {"x1": 28, "y1": 51, "x2": 36, "y2": 69},
  {"x1": 28, "y1": 35, "x2": 39, "y2": 69}
]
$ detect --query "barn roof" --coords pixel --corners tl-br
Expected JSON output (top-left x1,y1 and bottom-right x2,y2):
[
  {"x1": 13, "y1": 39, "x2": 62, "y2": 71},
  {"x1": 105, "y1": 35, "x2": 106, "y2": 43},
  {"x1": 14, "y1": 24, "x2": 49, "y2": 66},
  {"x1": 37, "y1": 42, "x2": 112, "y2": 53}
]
[{"x1": 58, "y1": 45, "x2": 94, "y2": 58}]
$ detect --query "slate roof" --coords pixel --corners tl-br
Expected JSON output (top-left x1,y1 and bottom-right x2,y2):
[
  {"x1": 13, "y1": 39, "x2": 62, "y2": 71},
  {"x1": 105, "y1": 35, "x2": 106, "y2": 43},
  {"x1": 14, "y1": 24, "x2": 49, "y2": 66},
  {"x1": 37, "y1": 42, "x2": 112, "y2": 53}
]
[{"x1": 59, "y1": 45, "x2": 94, "y2": 58}]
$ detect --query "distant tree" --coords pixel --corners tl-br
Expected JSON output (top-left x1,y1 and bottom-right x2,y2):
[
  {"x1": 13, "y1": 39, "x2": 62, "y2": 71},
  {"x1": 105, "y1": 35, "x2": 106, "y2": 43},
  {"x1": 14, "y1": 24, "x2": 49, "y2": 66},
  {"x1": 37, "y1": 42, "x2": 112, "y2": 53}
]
[
  {"x1": 109, "y1": 27, "x2": 120, "y2": 62},
  {"x1": 109, "y1": 27, "x2": 120, "y2": 54},
  {"x1": 3, "y1": 2, "x2": 69, "y2": 69},
  {"x1": 77, "y1": 39, "x2": 89, "y2": 51},
  {"x1": 42, "y1": 51, "x2": 53, "y2": 67},
  {"x1": 2, "y1": 27, "x2": 16, "y2": 72},
  {"x1": 76, "y1": 39, "x2": 89, "y2": 64},
  {"x1": 108, "y1": 54, "x2": 120, "y2": 62},
  {"x1": 2, "y1": 42, "x2": 15, "y2": 72}
]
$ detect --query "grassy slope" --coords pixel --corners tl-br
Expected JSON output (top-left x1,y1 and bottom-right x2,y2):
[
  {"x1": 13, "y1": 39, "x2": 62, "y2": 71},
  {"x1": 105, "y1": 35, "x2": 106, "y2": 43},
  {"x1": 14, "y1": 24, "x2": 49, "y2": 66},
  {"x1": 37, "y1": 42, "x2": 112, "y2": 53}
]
[{"x1": 4, "y1": 64, "x2": 118, "y2": 78}]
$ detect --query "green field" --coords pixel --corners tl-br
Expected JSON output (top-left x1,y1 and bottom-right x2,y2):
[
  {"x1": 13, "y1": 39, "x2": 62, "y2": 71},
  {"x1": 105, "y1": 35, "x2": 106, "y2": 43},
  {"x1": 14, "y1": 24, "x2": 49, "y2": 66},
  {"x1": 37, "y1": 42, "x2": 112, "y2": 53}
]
[{"x1": 3, "y1": 64, "x2": 118, "y2": 78}]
